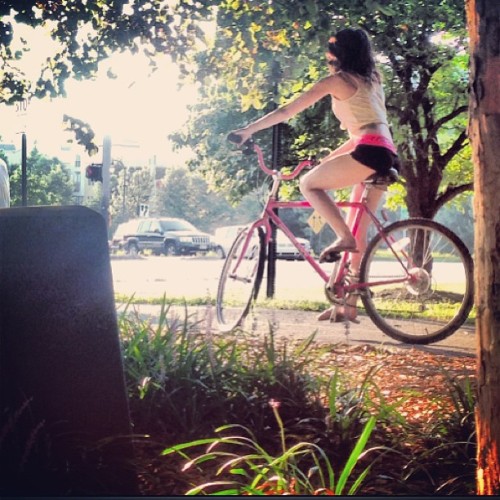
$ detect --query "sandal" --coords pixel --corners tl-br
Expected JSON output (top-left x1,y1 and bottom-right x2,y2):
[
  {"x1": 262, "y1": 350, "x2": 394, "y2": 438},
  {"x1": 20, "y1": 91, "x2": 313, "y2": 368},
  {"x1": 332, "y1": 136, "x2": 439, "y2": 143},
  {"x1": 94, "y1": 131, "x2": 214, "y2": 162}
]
[{"x1": 319, "y1": 242, "x2": 359, "y2": 263}]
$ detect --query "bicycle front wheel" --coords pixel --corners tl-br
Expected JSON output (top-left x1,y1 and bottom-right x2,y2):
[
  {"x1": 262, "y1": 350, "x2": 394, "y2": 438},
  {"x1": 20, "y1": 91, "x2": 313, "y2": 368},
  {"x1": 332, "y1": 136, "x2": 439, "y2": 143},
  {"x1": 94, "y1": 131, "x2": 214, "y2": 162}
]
[
  {"x1": 216, "y1": 226, "x2": 266, "y2": 332},
  {"x1": 359, "y1": 219, "x2": 473, "y2": 345}
]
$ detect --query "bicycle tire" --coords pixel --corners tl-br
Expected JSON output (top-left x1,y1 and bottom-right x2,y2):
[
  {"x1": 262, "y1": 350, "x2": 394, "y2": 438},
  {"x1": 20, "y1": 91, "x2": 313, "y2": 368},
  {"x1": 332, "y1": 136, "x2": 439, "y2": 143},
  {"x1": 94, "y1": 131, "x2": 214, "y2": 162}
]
[
  {"x1": 216, "y1": 226, "x2": 266, "y2": 332},
  {"x1": 359, "y1": 218, "x2": 474, "y2": 345}
]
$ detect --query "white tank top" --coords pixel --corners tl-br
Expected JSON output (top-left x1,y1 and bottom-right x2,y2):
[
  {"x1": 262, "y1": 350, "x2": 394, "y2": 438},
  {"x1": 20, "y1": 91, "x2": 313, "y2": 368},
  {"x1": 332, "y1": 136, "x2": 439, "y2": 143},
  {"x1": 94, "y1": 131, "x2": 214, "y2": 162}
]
[{"x1": 331, "y1": 74, "x2": 389, "y2": 134}]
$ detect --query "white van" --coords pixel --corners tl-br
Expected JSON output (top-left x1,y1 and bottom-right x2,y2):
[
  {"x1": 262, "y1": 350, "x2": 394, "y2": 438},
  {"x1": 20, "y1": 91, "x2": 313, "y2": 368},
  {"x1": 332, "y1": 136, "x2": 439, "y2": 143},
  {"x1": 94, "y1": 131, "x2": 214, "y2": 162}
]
[{"x1": 213, "y1": 225, "x2": 311, "y2": 260}]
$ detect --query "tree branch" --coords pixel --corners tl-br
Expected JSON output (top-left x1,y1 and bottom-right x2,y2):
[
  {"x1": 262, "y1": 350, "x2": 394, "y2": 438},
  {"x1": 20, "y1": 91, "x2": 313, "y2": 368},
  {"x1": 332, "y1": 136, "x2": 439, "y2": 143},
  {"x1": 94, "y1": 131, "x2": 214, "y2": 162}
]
[
  {"x1": 440, "y1": 129, "x2": 469, "y2": 167},
  {"x1": 435, "y1": 182, "x2": 474, "y2": 213},
  {"x1": 430, "y1": 105, "x2": 468, "y2": 137}
]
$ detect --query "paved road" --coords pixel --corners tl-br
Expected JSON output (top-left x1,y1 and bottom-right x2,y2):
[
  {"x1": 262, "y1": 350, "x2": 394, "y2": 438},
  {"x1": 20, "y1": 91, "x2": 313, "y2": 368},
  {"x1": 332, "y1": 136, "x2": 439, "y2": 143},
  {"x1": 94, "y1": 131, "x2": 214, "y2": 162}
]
[{"x1": 112, "y1": 255, "x2": 476, "y2": 357}]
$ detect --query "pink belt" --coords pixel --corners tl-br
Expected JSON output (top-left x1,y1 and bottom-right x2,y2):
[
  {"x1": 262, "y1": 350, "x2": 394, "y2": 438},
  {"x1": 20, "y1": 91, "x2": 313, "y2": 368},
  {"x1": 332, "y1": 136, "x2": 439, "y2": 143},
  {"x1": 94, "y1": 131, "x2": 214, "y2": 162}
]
[{"x1": 356, "y1": 134, "x2": 397, "y2": 154}]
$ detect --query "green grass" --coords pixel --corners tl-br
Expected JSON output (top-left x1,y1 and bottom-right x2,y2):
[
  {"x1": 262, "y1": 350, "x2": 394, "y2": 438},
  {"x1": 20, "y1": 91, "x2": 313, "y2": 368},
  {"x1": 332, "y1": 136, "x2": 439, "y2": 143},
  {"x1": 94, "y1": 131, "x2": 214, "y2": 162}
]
[
  {"x1": 120, "y1": 300, "x2": 325, "y2": 440},
  {"x1": 115, "y1": 292, "x2": 215, "y2": 306},
  {"x1": 116, "y1": 291, "x2": 476, "y2": 324},
  {"x1": 162, "y1": 413, "x2": 378, "y2": 496},
  {"x1": 369, "y1": 299, "x2": 465, "y2": 319}
]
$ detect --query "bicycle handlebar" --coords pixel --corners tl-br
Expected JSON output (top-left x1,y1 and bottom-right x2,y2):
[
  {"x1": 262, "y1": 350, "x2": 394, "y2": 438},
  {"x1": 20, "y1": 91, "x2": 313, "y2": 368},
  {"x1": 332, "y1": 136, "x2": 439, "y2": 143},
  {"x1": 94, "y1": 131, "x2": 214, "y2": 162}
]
[{"x1": 227, "y1": 133, "x2": 318, "y2": 180}]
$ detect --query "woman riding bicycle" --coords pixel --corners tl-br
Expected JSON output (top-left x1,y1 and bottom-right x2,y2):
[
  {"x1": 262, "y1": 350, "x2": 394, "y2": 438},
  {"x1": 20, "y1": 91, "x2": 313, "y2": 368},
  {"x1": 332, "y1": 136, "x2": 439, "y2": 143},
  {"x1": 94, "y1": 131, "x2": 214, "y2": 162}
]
[{"x1": 230, "y1": 27, "x2": 399, "y2": 322}]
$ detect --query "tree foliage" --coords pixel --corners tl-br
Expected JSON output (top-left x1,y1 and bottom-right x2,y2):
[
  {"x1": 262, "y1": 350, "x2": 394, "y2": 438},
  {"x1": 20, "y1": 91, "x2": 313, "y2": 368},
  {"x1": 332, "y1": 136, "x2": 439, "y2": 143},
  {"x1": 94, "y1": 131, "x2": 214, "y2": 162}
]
[
  {"x1": 155, "y1": 167, "x2": 238, "y2": 232},
  {"x1": 0, "y1": 0, "x2": 214, "y2": 153},
  {"x1": 1, "y1": 0, "x2": 473, "y2": 218},
  {"x1": 109, "y1": 162, "x2": 153, "y2": 227},
  {"x1": 0, "y1": 0, "x2": 210, "y2": 104},
  {"x1": 171, "y1": 0, "x2": 472, "y2": 219},
  {"x1": 8, "y1": 148, "x2": 74, "y2": 206}
]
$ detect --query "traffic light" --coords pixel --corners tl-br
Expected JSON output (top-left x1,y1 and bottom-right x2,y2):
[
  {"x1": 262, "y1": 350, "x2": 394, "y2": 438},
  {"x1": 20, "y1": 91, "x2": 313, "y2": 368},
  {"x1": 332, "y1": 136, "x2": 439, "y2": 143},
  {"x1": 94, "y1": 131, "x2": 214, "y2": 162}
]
[{"x1": 85, "y1": 164, "x2": 103, "y2": 182}]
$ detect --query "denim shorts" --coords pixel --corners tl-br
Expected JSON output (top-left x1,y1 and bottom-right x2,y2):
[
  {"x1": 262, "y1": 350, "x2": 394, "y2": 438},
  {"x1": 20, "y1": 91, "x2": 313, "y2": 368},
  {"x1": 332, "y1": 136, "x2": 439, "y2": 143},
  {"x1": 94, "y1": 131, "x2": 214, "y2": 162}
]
[{"x1": 351, "y1": 144, "x2": 400, "y2": 175}]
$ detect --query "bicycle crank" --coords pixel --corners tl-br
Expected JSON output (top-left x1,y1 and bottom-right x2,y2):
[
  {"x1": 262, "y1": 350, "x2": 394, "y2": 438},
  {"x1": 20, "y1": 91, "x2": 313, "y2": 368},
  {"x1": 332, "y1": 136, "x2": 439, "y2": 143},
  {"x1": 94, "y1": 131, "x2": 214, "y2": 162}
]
[
  {"x1": 324, "y1": 283, "x2": 340, "y2": 304},
  {"x1": 325, "y1": 260, "x2": 342, "y2": 303}
]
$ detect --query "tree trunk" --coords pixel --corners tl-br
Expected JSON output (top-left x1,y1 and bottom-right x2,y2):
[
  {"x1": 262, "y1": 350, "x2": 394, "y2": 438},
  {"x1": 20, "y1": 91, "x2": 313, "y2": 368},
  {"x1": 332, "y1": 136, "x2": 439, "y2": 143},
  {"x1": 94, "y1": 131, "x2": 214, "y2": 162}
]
[
  {"x1": 403, "y1": 165, "x2": 439, "y2": 219},
  {"x1": 466, "y1": 0, "x2": 500, "y2": 495}
]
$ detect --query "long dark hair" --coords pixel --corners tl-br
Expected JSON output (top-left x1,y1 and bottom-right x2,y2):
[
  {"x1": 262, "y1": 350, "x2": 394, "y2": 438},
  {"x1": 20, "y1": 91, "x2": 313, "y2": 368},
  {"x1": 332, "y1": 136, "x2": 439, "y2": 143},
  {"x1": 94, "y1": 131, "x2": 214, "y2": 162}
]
[{"x1": 328, "y1": 28, "x2": 380, "y2": 83}]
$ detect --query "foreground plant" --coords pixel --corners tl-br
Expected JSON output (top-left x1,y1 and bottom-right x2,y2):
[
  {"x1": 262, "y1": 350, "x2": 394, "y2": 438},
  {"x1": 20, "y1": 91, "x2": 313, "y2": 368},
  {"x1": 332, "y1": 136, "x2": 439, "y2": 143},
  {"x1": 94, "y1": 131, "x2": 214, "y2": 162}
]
[
  {"x1": 117, "y1": 300, "x2": 476, "y2": 495},
  {"x1": 162, "y1": 400, "x2": 377, "y2": 495},
  {"x1": 119, "y1": 298, "x2": 324, "y2": 440},
  {"x1": 401, "y1": 373, "x2": 477, "y2": 495}
]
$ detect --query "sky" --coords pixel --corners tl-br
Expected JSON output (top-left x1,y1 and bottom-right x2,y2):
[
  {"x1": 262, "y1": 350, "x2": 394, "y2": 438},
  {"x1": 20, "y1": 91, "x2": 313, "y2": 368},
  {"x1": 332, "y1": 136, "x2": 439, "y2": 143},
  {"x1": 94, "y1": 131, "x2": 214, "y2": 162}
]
[{"x1": 1, "y1": 21, "x2": 199, "y2": 167}]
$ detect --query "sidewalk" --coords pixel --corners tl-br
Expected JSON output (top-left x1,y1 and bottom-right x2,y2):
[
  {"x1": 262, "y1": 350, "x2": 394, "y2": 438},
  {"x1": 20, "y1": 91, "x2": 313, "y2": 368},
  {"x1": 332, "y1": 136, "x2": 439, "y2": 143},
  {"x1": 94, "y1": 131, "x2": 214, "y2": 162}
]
[{"x1": 117, "y1": 302, "x2": 476, "y2": 358}]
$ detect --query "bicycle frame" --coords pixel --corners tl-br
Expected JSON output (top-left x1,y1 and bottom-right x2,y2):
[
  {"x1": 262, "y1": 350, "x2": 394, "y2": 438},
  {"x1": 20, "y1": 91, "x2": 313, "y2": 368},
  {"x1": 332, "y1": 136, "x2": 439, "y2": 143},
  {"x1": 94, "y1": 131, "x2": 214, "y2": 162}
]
[
  {"x1": 241, "y1": 142, "x2": 411, "y2": 303},
  {"x1": 249, "y1": 195, "x2": 393, "y2": 296}
]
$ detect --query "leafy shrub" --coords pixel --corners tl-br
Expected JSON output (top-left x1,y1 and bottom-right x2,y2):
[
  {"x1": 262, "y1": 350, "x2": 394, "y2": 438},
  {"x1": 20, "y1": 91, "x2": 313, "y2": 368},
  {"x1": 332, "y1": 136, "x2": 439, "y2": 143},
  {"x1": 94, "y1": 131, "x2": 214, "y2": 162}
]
[
  {"x1": 401, "y1": 373, "x2": 476, "y2": 495},
  {"x1": 119, "y1": 300, "x2": 324, "y2": 442}
]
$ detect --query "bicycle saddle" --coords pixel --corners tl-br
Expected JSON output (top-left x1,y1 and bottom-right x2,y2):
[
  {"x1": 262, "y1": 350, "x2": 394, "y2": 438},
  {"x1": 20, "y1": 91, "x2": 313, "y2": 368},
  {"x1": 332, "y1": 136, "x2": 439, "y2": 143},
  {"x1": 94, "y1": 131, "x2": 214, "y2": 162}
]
[{"x1": 364, "y1": 167, "x2": 399, "y2": 186}]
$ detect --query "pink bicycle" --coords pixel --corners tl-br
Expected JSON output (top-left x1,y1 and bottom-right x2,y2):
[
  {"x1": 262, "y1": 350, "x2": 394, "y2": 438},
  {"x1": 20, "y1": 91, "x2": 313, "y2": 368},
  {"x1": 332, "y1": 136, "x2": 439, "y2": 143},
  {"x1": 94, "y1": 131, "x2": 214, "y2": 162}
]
[{"x1": 216, "y1": 136, "x2": 474, "y2": 345}]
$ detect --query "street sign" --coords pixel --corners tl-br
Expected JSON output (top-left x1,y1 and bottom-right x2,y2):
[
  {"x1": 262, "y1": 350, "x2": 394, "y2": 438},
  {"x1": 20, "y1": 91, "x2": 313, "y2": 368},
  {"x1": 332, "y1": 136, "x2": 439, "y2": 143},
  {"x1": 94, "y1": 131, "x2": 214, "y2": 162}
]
[
  {"x1": 308, "y1": 210, "x2": 325, "y2": 234},
  {"x1": 138, "y1": 204, "x2": 149, "y2": 217}
]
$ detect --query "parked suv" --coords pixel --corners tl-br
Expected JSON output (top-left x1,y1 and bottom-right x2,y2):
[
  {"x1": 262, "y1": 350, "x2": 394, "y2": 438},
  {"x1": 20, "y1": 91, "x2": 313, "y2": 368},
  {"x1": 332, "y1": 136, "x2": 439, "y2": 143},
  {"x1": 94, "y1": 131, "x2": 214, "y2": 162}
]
[{"x1": 112, "y1": 217, "x2": 211, "y2": 256}]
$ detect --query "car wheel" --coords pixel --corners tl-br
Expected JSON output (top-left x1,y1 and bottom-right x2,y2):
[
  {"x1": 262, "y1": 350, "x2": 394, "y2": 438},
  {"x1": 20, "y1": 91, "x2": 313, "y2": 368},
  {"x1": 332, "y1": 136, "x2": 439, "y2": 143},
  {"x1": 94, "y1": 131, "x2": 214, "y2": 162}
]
[
  {"x1": 164, "y1": 242, "x2": 177, "y2": 256},
  {"x1": 215, "y1": 246, "x2": 225, "y2": 259},
  {"x1": 127, "y1": 243, "x2": 139, "y2": 256}
]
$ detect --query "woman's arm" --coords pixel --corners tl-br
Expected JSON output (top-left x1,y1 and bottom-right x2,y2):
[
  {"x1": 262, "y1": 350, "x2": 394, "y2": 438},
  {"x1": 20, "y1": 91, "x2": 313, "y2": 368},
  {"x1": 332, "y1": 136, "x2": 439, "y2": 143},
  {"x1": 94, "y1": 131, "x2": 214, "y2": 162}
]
[{"x1": 231, "y1": 76, "x2": 339, "y2": 144}]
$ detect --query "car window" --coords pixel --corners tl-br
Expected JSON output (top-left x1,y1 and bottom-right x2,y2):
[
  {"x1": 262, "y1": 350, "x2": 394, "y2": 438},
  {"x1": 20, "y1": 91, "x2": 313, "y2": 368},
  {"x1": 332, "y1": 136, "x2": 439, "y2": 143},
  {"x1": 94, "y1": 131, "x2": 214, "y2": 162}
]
[
  {"x1": 150, "y1": 221, "x2": 162, "y2": 233},
  {"x1": 160, "y1": 219, "x2": 197, "y2": 232},
  {"x1": 138, "y1": 221, "x2": 151, "y2": 232}
]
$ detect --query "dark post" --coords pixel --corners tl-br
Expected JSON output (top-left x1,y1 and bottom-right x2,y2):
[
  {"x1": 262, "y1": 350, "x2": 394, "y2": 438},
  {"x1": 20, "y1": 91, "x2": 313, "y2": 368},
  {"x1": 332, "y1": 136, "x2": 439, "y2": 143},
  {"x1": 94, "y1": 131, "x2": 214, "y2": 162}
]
[
  {"x1": 21, "y1": 132, "x2": 27, "y2": 206},
  {"x1": 267, "y1": 61, "x2": 282, "y2": 298},
  {"x1": 0, "y1": 206, "x2": 138, "y2": 496}
]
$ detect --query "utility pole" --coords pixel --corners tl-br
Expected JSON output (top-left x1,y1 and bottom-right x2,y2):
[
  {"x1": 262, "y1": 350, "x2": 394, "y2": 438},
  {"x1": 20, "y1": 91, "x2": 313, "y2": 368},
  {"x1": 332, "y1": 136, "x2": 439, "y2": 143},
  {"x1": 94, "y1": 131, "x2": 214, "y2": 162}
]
[
  {"x1": 16, "y1": 98, "x2": 30, "y2": 206},
  {"x1": 21, "y1": 132, "x2": 27, "y2": 206},
  {"x1": 101, "y1": 135, "x2": 112, "y2": 234},
  {"x1": 96, "y1": 140, "x2": 140, "y2": 232},
  {"x1": 122, "y1": 166, "x2": 127, "y2": 217}
]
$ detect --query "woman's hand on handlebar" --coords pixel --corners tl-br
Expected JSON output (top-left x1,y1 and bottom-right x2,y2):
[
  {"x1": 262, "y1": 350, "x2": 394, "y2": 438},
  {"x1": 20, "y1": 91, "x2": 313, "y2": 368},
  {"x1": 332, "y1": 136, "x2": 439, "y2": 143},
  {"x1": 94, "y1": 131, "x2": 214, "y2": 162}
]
[
  {"x1": 228, "y1": 128, "x2": 252, "y2": 146},
  {"x1": 227, "y1": 132, "x2": 316, "y2": 178}
]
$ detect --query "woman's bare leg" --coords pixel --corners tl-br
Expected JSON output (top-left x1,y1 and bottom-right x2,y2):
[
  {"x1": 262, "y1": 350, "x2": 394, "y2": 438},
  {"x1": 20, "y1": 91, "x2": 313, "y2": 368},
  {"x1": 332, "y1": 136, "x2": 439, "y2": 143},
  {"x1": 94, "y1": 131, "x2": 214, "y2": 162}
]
[
  {"x1": 306, "y1": 167, "x2": 385, "y2": 322},
  {"x1": 347, "y1": 183, "x2": 385, "y2": 274},
  {"x1": 323, "y1": 184, "x2": 384, "y2": 321},
  {"x1": 300, "y1": 153, "x2": 376, "y2": 254}
]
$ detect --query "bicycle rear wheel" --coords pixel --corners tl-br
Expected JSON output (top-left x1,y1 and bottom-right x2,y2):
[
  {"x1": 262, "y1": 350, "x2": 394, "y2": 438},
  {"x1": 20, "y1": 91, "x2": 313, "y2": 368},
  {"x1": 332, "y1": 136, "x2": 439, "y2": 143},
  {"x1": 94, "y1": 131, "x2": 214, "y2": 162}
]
[
  {"x1": 359, "y1": 219, "x2": 473, "y2": 344},
  {"x1": 216, "y1": 226, "x2": 266, "y2": 332}
]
